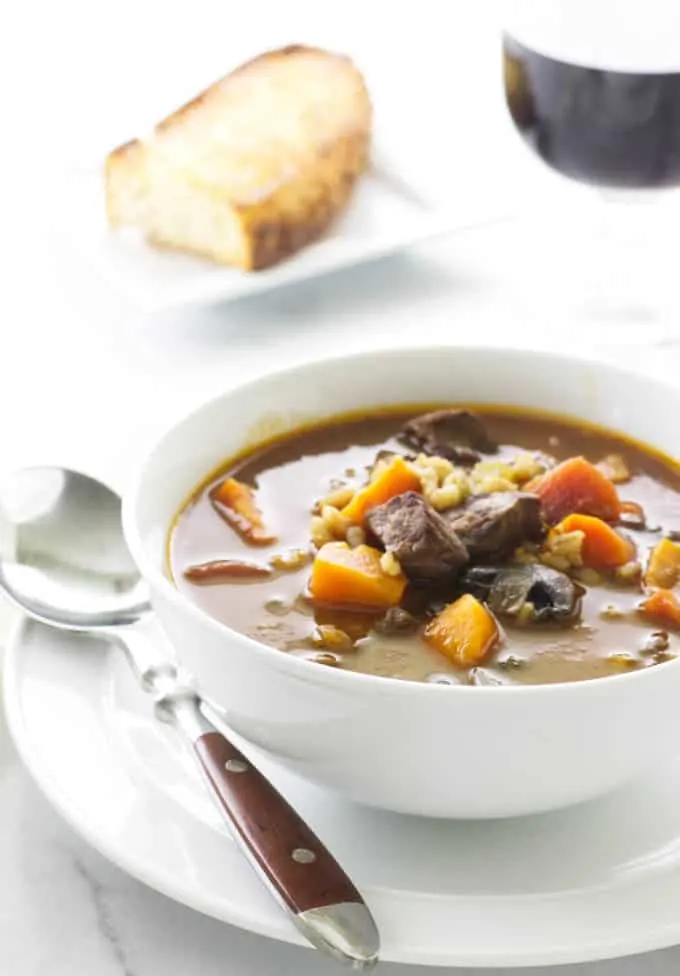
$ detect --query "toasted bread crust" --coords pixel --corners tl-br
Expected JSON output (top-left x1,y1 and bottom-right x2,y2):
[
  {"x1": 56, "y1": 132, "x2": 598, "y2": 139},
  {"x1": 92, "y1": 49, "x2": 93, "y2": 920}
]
[
  {"x1": 240, "y1": 130, "x2": 368, "y2": 270},
  {"x1": 105, "y1": 45, "x2": 372, "y2": 270},
  {"x1": 154, "y1": 44, "x2": 339, "y2": 136}
]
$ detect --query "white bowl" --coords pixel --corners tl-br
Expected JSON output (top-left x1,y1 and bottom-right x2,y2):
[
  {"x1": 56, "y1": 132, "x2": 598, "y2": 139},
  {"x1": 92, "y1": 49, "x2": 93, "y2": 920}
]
[{"x1": 123, "y1": 346, "x2": 680, "y2": 819}]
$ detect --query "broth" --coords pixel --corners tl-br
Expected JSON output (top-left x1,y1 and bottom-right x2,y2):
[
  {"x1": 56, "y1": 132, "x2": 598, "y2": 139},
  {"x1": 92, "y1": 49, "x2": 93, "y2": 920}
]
[{"x1": 169, "y1": 407, "x2": 680, "y2": 685}]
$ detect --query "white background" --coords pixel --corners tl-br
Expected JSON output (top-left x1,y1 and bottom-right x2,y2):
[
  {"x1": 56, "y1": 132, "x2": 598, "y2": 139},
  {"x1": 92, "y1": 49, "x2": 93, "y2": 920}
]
[{"x1": 2, "y1": 1, "x2": 680, "y2": 973}]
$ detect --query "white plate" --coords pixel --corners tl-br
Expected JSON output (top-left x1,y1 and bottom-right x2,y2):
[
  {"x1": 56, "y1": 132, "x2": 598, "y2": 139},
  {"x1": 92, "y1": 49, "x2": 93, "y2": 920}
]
[
  {"x1": 9, "y1": 618, "x2": 680, "y2": 968},
  {"x1": 48, "y1": 159, "x2": 511, "y2": 312}
]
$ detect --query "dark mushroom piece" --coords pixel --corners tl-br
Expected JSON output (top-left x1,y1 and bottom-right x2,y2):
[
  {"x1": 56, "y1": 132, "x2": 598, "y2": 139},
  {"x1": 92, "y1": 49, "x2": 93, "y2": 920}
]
[
  {"x1": 640, "y1": 630, "x2": 670, "y2": 655},
  {"x1": 496, "y1": 654, "x2": 526, "y2": 670},
  {"x1": 618, "y1": 500, "x2": 657, "y2": 532},
  {"x1": 373, "y1": 606, "x2": 420, "y2": 636},
  {"x1": 460, "y1": 564, "x2": 583, "y2": 622}
]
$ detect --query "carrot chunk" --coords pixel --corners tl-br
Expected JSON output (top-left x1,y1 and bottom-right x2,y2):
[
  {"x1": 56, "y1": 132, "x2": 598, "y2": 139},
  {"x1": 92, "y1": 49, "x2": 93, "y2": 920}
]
[
  {"x1": 209, "y1": 478, "x2": 276, "y2": 545},
  {"x1": 341, "y1": 456, "x2": 421, "y2": 525},
  {"x1": 528, "y1": 456, "x2": 621, "y2": 524},
  {"x1": 554, "y1": 514, "x2": 635, "y2": 570},
  {"x1": 645, "y1": 538, "x2": 680, "y2": 590},
  {"x1": 309, "y1": 542, "x2": 407, "y2": 608},
  {"x1": 424, "y1": 594, "x2": 499, "y2": 667},
  {"x1": 638, "y1": 589, "x2": 680, "y2": 629}
]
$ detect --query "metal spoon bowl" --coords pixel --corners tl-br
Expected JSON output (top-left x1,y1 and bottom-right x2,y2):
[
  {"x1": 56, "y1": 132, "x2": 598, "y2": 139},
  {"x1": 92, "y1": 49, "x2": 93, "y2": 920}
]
[{"x1": 0, "y1": 466, "x2": 379, "y2": 970}]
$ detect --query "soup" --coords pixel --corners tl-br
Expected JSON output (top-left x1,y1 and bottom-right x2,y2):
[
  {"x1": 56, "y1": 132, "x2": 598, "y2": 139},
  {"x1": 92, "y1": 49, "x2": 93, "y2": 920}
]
[{"x1": 168, "y1": 406, "x2": 680, "y2": 686}]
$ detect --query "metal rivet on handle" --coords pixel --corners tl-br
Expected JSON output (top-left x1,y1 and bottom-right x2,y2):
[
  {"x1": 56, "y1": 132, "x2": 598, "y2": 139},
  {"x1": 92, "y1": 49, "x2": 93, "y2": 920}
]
[
  {"x1": 292, "y1": 847, "x2": 317, "y2": 864},
  {"x1": 225, "y1": 759, "x2": 249, "y2": 773}
]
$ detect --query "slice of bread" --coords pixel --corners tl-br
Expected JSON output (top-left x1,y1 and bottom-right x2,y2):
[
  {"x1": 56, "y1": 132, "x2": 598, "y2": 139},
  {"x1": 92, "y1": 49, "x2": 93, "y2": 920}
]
[{"x1": 105, "y1": 45, "x2": 372, "y2": 270}]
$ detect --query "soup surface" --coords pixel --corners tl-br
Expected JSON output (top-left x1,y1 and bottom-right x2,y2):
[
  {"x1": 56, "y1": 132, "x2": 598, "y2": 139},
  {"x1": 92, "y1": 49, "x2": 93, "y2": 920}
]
[{"x1": 169, "y1": 406, "x2": 680, "y2": 686}]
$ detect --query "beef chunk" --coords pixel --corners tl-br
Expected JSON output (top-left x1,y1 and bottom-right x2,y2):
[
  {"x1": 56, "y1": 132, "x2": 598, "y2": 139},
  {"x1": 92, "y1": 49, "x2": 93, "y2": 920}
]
[
  {"x1": 400, "y1": 409, "x2": 497, "y2": 464},
  {"x1": 366, "y1": 491, "x2": 469, "y2": 581},
  {"x1": 460, "y1": 564, "x2": 583, "y2": 622},
  {"x1": 445, "y1": 492, "x2": 544, "y2": 559}
]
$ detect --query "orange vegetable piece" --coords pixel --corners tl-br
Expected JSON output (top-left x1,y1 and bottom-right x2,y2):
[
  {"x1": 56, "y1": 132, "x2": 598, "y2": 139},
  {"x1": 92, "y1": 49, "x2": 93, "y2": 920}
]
[
  {"x1": 341, "y1": 456, "x2": 421, "y2": 525},
  {"x1": 209, "y1": 477, "x2": 277, "y2": 545},
  {"x1": 424, "y1": 594, "x2": 499, "y2": 668},
  {"x1": 638, "y1": 589, "x2": 680, "y2": 629},
  {"x1": 529, "y1": 456, "x2": 621, "y2": 524},
  {"x1": 645, "y1": 538, "x2": 680, "y2": 590},
  {"x1": 554, "y1": 514, "x2": 635, "y2": 570},
  {"x1": 309, "y1": 542, "x2": 407, "y2": 608}
]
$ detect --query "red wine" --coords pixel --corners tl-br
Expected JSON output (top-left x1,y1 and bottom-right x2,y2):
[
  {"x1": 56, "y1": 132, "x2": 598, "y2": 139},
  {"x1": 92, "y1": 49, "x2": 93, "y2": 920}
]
[
  {"x1": 503, "y1": 3, "x2": 680, "y2": 189},
  {"x1": 505, "y1": 39, "x2": 680, "y2": 188}
]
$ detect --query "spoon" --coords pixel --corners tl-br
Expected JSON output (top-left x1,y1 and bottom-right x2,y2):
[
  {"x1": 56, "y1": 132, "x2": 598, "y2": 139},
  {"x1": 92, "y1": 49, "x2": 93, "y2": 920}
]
[{"x1": 0, "y1": 466, "x2": 380, "y2": 970}]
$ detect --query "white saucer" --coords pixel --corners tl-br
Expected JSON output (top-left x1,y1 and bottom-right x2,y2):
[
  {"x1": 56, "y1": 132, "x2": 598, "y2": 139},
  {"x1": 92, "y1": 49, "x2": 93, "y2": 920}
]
[{"x1": 8, "y1": 617, "x2": 680, "y2": 968}]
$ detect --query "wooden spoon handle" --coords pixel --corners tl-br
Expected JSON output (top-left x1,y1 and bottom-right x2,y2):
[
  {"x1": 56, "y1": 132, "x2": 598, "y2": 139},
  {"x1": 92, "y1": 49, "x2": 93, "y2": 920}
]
[{"x1": 170, "y1": 696, "x2": 379, "y2": 969}]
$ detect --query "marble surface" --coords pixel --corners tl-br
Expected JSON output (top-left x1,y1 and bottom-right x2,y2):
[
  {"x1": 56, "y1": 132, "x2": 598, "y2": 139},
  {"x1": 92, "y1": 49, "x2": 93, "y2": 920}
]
[{"x1": 4, "y1": 0, "x2": 680, "y2": 972}]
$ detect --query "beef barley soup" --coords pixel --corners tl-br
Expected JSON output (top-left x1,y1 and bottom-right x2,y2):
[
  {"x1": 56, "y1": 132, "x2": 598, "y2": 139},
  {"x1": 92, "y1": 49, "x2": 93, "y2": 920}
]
[{"x1": 168, "y1": 406, "x2": 680, "y2": 686}]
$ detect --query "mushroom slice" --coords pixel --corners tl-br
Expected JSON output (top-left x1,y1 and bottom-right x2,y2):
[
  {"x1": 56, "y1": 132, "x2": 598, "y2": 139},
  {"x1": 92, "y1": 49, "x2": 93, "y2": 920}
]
[{"x1": 460, "y1": 564, "x2": 583, "y2": 622}]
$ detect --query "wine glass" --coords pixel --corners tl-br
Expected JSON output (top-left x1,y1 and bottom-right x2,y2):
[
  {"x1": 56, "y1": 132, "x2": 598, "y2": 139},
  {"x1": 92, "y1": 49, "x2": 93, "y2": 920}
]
[{"x1": 502, "y1": 0, "x2": 680, "y2": 345}]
